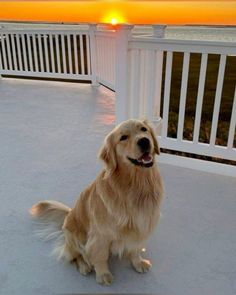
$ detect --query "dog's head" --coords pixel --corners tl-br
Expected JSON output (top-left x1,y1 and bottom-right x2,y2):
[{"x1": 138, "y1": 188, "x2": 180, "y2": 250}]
[{"x1": 98, "y1": 119, "x2": 160, "y2": 176}]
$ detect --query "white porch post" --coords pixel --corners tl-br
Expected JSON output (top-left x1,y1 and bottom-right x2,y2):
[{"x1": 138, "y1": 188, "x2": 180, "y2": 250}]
[
  {"x1": 115, "y1": 24, "x2": 133, "y2": 124},
  {"x1": 89, "y1": 24, "x2": 98, "y2": 86},
  {"x1": 153, "y1": 25, "x2": 166, "y2": 38},
  {"x1": 152, "y1": 25, "x2": 166, "y2": 134}
]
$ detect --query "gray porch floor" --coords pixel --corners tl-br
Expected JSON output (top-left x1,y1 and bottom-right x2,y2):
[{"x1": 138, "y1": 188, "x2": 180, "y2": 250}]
[{"x1": 0, "y1": 78, "x2": 235, "y2": 295}]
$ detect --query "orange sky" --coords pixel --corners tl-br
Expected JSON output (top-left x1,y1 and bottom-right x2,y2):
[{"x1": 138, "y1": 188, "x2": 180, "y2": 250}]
[{"x1": 0, "y1": 1, "x2": 236, "y2": 25}]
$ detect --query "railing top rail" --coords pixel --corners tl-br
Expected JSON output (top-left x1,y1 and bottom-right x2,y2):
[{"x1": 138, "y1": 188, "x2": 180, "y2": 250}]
[
  {"x1": 129, "y1": 36, "x2": 236, "y2": 54},
  {"x1": 131, "y1": 35, "x2": 236, "y2": 45},
  {"x1": 0, "y1": 29, "x2": 90, "y2": 35}
]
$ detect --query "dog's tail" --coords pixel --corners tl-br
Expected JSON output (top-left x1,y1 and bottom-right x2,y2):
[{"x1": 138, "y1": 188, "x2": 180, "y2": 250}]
[{"x1": 30, "y1": 201, "x2": 72, "y2": 260}]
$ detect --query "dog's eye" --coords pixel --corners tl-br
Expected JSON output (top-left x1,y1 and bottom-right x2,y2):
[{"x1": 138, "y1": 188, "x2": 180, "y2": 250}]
[
  {"x1": 141, "y1": 127, "x2": 147, "y2": 132},
  {"x1": 120, "y1": 135, "x2": 128, "y2": 141}
]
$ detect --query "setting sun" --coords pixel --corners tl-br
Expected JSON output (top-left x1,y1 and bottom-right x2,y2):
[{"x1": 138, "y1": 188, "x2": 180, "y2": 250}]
[
  {"x1": 102, "y1": 11, "x2": 126, "y2": 25},
  {"x1": 111, "y1": 18, "x2": 118, "y2": 25}
]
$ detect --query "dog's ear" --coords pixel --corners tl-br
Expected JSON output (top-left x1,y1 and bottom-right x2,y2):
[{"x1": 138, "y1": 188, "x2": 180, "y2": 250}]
[
  {"x1": 143, "y1": 119, "x2": 160, "y2": 155},
  {"x1": 98, "y1": 132, "x2": 117, "y2": 177}
]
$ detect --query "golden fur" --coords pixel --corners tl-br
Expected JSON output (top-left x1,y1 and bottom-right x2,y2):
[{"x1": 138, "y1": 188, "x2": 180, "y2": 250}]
[{"x1": 30, "y1": 119, "x2": 164, "y2": 285}]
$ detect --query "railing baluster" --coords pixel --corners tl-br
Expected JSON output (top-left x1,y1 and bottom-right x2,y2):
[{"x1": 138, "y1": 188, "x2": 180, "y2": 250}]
[
  {"x1": 107, "y1": 37, "x2": 111, "y2": 81},
  {"x1": 32, "y1": 35, "x2": 39, "y2": 72},
  {"x1": 67, "y1": 34, "x2": 72, "y2": 74},
  {"x1": 86, "y1": 34, "x2": 91, "y2": 75},
  {"x1": 1, "y1": 33, "x2": 8, "y2": 70},
  {"x1": 177, "y1": 52, "x2": 190, "y2": 140},
  {"x1": 109, "y1": 38, "x2": 113, "y2": 81},
  {"x1": 139, "y1": 50, "x2": 146, "y2": 117},
  {"x1": 0, "y1": 35, "x2": 3, "y2": 71},
  {"x1": 38, "y1": 34, "x2": 44, "y2": 72},
  {"x1": 108, "y1": 37, "x2": 111, "y2": 80},
  {"x1": 153, "y1": 50, "x2": 164, "y2": 119},
  {"x1": 146, "y1": 50, "x2": 156, "y2": 120},
  {"x1": 73, "y1": 34, "x2": 79, "y2": 75},
  {"x1": 96, "y1": 36, "x2": 101, "y2": 79},
  {"x1": 5, "y1": 34, "x2": 13, "y2": 70},
  {"x1": 227, "y1": 86, "x2": 236, "y2": 149},
  {"x1": 49, "y1": 34, "x2": 55, "y2": 73},
  {"x1": 129, "y1": 49, "x2": 140, "y2": 118},
  {"x1": 111, "y1": 38, "x2": 115, "y2": 86},
  {"x1": 162, "y1": 51, "x2": 173, "y2": 138},
  {"x1": 27, "y1": 34, "x2": 33, "y2": 72},
  {"x1": 55, "y1": 34, "x2": 61, "y2": 73},
  {"x1": 44, "y1": 34, "x2": 50, "y2": 72},
  {"x1": 10, "y1": 34, "x2": 17, "y2": 70},
  {"x1": 210, "y1": 54, "x2": 227, "y2": 145},
  {"x1": 193, "y1": 53, "x2": 208, "y2": 143},
  {"x1": 80, "y1": 34, "x2": 85, "y2": 75},
  {"x1": 16, "y1": 34, "x2": 23, "y2": 71},
  {"x1": 100, "y1": 37, "x2": 104, "y2": 80},
  {"x1": 61, "y1": 34, "x2": 67, "y2": 73},
  {"x1": 21, "y1": 34, "x2": 28, "y2": 71}
]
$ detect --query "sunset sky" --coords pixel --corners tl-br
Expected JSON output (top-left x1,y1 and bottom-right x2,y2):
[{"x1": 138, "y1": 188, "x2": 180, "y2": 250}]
[{"x1": 0, "y1": 1, "x2": 235, "y2": 25}]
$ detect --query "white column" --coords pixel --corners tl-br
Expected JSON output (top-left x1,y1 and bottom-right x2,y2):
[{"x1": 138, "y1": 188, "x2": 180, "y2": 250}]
[
  {"x1": 89, "y1": 24, "x2": 98, "y2": 86},
  {"x1": 152, "y1": 25, "x2": 166, "y2": 134},
  {"x1": 115, "y1": 24, "x2": 133, "y2": 124},
  {"x1": 153, "y1": 25, "x2": 166, "y2": 38}
]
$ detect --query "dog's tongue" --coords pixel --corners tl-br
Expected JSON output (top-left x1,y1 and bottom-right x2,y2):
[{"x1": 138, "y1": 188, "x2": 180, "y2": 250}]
[{"x1": 138, "y1": 152, "x2": 152, "y2": 163}]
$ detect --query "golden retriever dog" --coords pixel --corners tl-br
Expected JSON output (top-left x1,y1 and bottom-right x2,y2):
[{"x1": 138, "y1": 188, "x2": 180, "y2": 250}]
[{"x1": 30, "y1": 119, "x2": 164, "y2": 285}]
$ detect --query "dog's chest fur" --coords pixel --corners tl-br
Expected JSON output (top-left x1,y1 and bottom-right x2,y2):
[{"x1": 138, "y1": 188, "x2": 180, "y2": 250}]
[
  {"x1": 120, "y1": 188, "x2": 160, "y2": 234},
  {"x1": 96, "y1": 167, "x2": 163, "y2": 256},
  {"x1": 110, "y1": 193, "x2": 160, "y2": 256}
]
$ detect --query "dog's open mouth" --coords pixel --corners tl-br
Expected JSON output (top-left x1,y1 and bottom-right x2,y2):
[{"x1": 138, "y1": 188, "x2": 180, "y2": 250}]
[{"x1": 128, "y1": 152, "x2": 154, "y2": 168}]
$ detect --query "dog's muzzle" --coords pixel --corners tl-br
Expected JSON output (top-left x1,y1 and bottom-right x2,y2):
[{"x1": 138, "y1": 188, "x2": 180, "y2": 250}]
[{"x1": 127, "y1": 152, "x2": 154, "y2": 168}]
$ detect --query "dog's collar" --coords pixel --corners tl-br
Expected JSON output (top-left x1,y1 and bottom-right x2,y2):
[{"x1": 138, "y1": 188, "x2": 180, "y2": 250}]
[{"x1": 127, "y1": 157, "x2": 154, "y2": 168}]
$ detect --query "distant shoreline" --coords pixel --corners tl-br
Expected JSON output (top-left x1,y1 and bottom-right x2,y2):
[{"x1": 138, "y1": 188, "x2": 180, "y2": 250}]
[{"x1": 0, "y1": 20, "x2": 236, "y2": 27}]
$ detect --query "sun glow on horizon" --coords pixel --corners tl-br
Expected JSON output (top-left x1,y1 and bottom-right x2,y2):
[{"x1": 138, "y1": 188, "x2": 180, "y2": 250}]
[
  {"x1": 102, "y1": 11, "x2": 126, "y2": 25},
  {"x1": 111, "y1": 18, "x2": 118, "y2": 25},
  {"x1": 0, "y1": 1, "x2": 235, "y2": 25}
]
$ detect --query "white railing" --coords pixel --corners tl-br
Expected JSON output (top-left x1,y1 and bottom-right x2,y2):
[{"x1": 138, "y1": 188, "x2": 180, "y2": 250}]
[
  {"x1": 0, "y1": 27, "x2": 93, "y2": 81},
  {"x1": 126, "y1": 37, "x2": 236, "y2": 163},
  {"x1": 0, "y1": 23, "x2": 235, "y2": 175}
]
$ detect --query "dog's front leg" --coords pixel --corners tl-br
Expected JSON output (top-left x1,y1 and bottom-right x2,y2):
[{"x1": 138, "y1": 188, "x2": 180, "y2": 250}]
[
  {"x1": 86, "y1": 235, "x2": 113, "y2": 285},
  {"x1": 129, "y1": 249, "x2": 152, "y2": 273}
]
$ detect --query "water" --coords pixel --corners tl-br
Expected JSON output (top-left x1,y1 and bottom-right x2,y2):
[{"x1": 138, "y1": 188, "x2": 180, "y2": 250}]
[
  {"x1": 165, "y1": 26, "x2": 236, "y2": 42},
  {"x1": 133, "y1": 25, "x2": 236, "y2": 42}
]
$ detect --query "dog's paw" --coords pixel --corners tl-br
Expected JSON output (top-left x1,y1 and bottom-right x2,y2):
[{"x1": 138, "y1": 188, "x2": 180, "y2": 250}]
[
  {"x1": 75, "y1": 258, "x2": 92, "y2": 275},
  {"x1": 133, "y1": 259, "x2": 152, "y2": 273},
  {"x1": 96, "y1": 272, "x2": 114, "y2": 285}
]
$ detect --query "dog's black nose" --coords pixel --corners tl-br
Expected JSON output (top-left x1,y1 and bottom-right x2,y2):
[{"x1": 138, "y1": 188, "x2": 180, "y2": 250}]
[{"x1": 137, "y1": 137, "x2": 150, "y2": 152}]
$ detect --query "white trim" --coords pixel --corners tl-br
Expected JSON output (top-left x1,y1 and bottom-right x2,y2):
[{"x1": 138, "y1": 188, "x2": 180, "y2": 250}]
[
  {"x1": 1, "y1": 29, "x2": 89, "y2": 35},
  {"x1": 1, "y1": 70, "x2": 92, "y2": 80},
  {"x1": 158, "y1": 137, "x2": 236, "y2": 161},
  {"x1": 158, "y1": 153, "x2": 236, "y2": 177},
  {"x1": 129, "y1": 38, "x2": 236, "y2": 55}
]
